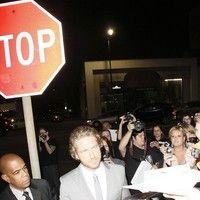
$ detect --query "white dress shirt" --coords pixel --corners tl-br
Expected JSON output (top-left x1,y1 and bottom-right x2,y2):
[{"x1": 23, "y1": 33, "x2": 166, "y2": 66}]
[
  {"x1": 10, "y1": 185, "x2": 33, "y2": 200},
  {"x1": 80, "y1": 162, "x2": 107, "y2": 200}
]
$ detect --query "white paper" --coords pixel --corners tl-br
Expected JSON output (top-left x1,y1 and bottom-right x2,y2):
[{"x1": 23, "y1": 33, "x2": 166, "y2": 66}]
[
  {"x1": 131, "y1": 160, "x2": 152, "y2": 185},
  {"x1": 123, "y1": 164, "x2": 200, "y2": 196}
]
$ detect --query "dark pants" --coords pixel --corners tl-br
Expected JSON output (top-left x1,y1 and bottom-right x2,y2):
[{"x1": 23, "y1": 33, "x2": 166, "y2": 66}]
[{"x1": 41, "y1": 164, "x2": 60, "y2": 198}]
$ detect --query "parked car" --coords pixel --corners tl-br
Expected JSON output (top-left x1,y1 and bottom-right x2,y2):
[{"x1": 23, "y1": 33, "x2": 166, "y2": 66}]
[
  {"x1": 176, "y1": 101, "x2": 200, "y2": 121},
  {"x1": 133, "y1": 103, "x2": 175, "y2": 124}
]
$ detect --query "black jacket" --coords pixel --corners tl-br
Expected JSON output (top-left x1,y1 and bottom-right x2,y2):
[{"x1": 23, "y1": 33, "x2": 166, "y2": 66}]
[{"x1": 0, "y1": 179, "x2": 56, "y2": 200}]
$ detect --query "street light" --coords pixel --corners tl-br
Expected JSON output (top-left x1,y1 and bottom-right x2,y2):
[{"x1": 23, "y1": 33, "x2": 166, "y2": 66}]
[
  {"x1": 106, "y1": 28, "x2": 114, "y2": 90},
  {"x1": 107, "y1": 28, "x2": 114, "y2": 37}
]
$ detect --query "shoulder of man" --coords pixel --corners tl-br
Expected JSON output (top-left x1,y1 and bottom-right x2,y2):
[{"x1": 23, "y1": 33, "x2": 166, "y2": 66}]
[
  {"x1": 31, "y1": 178, "x2": 56, "y2": 200},
  {"x1": 31, "y1": 178, "x2": 50, "y2": 187},
  {"x1": 0, "y1": 185, "x2": 14, "y2": 200},
  {"x1": 60, "y1": 166, "x2": 79, "y2": 183},
  {"x1": 104, "y1": 162, "x2": 125, "y2": 173}
]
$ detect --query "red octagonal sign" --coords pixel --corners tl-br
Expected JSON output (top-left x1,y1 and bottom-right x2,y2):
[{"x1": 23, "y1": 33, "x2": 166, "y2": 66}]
[{"x1": 0, "y1": 0, "x2": 65, "y2": 98}]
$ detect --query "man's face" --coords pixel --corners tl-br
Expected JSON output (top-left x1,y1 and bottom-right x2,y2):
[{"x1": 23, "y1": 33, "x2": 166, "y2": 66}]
[
  {"x1": 1, "y1": 157, "x2": 30, "y2": 190},
  {"x1": 133, "y1": 131, "x2": 145, "y2": 149},
  {"x1": 74, "y1": 135, "x2": 101, "y2": 169}
]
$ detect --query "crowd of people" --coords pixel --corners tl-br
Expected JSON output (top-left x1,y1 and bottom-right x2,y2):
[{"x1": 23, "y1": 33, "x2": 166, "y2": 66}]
[{"x1": 0, "y1": 111, "x2": 200, "y2": 199}]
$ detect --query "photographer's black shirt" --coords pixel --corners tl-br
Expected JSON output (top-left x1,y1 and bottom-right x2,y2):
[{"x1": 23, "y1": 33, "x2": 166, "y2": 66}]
[
  {"x1": 124, "y1": 144, "x2": 163, "y2": 185},
  {"x1": 39, "y1": 138, "x2": 57, "y2": 166},
  {"x1": 124, "y1": 145, "x2": 145, "y2": 185}
]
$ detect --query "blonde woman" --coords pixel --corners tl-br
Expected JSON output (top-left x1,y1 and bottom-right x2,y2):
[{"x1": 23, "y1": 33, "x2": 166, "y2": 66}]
[{"x1": 161, "y1": 125, "x2": 196, "y2": 168}]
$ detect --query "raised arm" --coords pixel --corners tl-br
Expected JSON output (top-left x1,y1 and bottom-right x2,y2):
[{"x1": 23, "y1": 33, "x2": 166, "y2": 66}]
[
  {"x1": 117, "y1": 115, "x2": 126, "y2": 140},
  {"x1": 119, "y1": 122, "x2": 135, "y2": 157}
]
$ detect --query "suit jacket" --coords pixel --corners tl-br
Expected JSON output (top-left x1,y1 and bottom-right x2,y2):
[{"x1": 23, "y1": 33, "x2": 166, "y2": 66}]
[
  {"x1": 0, "y1": 179, "x2": 56, "y2": 200},
  {"x1": 60, "y1": 162, "x2": 130, "y2": 200}
]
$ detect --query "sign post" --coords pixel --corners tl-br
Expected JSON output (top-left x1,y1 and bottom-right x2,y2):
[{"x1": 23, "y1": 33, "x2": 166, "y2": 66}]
[
  {"x1": 22, "y1": 96, "x2": 41, "y2": 177},
  {"x1": 0, "y1": 0, "x2": 65, "y2": 178}
]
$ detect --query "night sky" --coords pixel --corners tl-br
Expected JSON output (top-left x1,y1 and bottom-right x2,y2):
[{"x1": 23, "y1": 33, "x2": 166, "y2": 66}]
[{"x1": 0, "y1": 0, "x2": 199, "y2": 115}]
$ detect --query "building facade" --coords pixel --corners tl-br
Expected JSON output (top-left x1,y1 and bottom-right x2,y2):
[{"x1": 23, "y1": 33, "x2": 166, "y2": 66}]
[{"x1": 83, "y1": 58, "x2": 198, "y2": 119}]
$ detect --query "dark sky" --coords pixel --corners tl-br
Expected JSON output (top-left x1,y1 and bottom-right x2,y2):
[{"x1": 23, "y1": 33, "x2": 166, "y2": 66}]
[
  {"x1": 0, "y1": 0, "x2": 199, "y2": 114},
  {"x1": 39, "y1": 1, "x2": 199, "y2": 113}
]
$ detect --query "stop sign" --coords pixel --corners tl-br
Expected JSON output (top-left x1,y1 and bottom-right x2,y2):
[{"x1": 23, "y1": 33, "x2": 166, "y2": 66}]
[{"x1": 0, "y1": 0, "x2": 65, "y2": 98}]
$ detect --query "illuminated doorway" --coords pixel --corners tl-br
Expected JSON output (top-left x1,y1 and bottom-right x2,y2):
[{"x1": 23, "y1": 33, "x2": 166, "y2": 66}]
[{"x1": 163, "y1": 78, "x2": 182, "y2": 105}]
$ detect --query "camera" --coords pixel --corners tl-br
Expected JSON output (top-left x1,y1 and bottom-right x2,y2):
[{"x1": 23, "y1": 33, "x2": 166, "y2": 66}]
[
  {"x1": 101, "y1": 147, "x2": 110, "y2": 159},
  {"x1": 104, "y1": 150, "x2": 110, "y2": 159},
  {"x1": 158, "y1": 141, "x2": 172, "y2": 153},
  {"x1": 187, "y1": 137, "x2": 199, "y2": 144},
  {"x1": 158, "y1": 141, "x2": 170, "y2": 147},
  {"x1": 40, "y1": 134, "x2": 47, "y2": 141},
  {"x1": 191, "y1": 148, "x2": 200, "y2": 158},
  {"x1": 132, "y1": 120, "x2": 145, "y2": 132}
]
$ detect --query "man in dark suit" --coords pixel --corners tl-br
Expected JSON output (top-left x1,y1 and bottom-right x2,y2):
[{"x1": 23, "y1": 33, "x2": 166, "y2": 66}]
[{"x1": 0, "y1": 153, "x2": 56, "y2": 200}]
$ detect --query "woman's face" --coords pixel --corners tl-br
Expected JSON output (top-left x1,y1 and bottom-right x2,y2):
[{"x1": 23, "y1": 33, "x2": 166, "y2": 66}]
[
  {"x1": 153, "y1": 126, "x2": 162, "y2": 139},
  {"x1": 133, "y1": 131, "x2": 145, "y2": 149},
  {"x1": 170, "y1": 130, "x2": 185, "y2": 147},
  {"x1": 183, "y1": 115, "x2": 191, "y2": 125},
  {"x1": 101, "y1": 131, "x2": 111, "y2": 141}
]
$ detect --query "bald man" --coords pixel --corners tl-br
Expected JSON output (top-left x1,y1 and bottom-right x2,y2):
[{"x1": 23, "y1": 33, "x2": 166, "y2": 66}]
[{"x1": 0, "y1": 153, "x2": 56, "y2": 200}]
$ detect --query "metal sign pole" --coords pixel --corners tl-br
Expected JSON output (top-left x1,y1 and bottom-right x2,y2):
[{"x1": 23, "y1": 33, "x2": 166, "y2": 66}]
[{"x1": 22, "y1": 96, "x2": 41, "y2": 178}]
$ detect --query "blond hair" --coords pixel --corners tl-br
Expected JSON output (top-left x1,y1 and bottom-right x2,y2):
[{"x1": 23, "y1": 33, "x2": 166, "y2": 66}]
[
  {"x1": 168, "y1": 125, "x2": 186, "y2": 139},
  {"x1": 69, "y1": 125, "x2": 102, "y2": 159},
  {"x1": 181, "y1": 123, "x2": 196, "y2": 138}
]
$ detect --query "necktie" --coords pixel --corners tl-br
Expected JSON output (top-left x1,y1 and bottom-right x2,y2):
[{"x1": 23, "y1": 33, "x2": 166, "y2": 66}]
[
  {"x1": 23, "y1": 191, "x2": 32, "y2": 200},
  {"x1": 93, "y1": 174, "x2": 103, "y2": 200}
]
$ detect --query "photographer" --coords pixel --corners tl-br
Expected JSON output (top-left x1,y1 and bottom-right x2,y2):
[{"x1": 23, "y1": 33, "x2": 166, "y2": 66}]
[
  {"x1": 119, "y1": 119, "x2": 163, "y2": 186},
  {"x1": 38, "y1": 127, "x2": 60, "y2": 199}
]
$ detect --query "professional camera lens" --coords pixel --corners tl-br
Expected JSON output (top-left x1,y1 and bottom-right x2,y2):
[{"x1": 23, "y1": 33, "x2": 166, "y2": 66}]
[
  {"x1": 40, "y1": 134, "x2": 47, "y2": 140},
  {"x1": 133, "y1": 120, "x2": 145, "y2": 132},
  {"x1": 188, "y1": 137, "x2": 199, "y2": 144}
]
